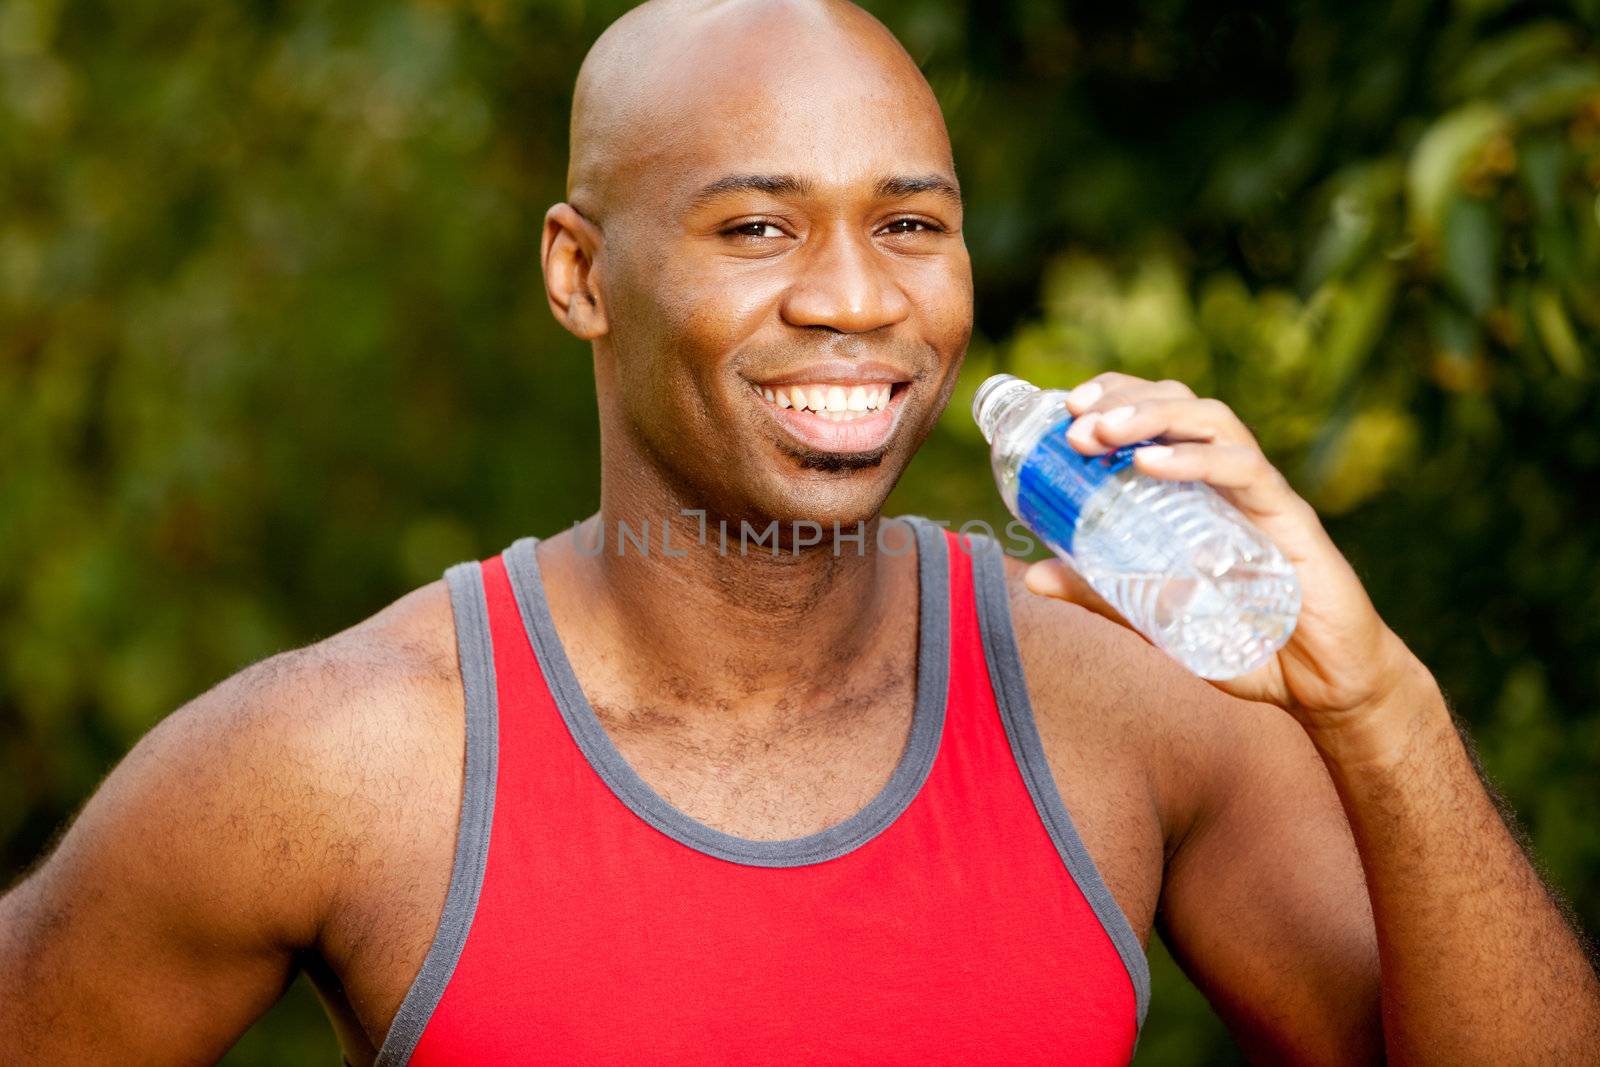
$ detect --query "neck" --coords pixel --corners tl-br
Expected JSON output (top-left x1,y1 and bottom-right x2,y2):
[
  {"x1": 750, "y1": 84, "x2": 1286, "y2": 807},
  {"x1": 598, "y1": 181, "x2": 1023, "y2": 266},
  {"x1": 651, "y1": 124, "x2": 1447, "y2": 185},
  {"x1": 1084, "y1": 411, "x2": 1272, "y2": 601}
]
[{"x1": 541, "y1": 490, "x2": 919, "y2": 722}]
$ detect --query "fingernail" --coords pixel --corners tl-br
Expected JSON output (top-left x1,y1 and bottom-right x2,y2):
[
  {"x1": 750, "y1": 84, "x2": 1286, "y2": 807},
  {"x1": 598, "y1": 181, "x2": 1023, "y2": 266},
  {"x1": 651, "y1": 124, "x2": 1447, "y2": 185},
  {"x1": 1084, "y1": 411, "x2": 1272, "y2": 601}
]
[
  {"x1": 1136, "y1": 445, "x2": 1173, "y2": 461},
  {"x1": 1101, "y1": 405, "x2": 1135, "y2": 427},
  {"x1": 1068, "y1": 412, "x2": 1100, "y2": 440},
  {"x1": 1066, "y1": 382, "x2": 1102, "y2": 408}
]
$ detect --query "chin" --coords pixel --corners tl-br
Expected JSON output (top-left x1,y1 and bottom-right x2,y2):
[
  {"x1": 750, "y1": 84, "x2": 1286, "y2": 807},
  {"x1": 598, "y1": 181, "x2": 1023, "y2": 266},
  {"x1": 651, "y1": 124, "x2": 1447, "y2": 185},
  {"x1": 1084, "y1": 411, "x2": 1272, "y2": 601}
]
[{"x1": 762, "y1": 473, "x2": 901, "y2": 533}]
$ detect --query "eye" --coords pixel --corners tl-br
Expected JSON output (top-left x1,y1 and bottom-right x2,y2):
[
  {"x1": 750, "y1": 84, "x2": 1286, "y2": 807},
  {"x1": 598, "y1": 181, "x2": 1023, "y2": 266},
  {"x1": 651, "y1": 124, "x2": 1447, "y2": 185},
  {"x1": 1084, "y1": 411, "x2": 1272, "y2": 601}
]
[
  {"x1": 881, "y1": 217, "x2": 942, "y2": 235},
  {"x1": 726, "y1": 221, "x2": 786, "y2": 238}
]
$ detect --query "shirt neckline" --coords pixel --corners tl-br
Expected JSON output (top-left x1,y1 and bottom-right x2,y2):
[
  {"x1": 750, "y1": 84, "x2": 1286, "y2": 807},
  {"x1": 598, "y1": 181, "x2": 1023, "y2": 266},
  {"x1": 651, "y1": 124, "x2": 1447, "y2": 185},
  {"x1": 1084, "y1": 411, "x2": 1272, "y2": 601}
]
[{"x1": 499, "y1": 515, "x2": 951, "y2": 868}]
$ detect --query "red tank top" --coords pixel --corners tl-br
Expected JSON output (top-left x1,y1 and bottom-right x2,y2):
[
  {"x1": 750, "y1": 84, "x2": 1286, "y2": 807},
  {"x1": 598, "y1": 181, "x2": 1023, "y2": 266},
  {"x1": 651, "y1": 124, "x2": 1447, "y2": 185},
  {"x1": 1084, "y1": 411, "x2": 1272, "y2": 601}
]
[{"x1": 377, "y1": 517, "x2": 1149, "y2": 1066}]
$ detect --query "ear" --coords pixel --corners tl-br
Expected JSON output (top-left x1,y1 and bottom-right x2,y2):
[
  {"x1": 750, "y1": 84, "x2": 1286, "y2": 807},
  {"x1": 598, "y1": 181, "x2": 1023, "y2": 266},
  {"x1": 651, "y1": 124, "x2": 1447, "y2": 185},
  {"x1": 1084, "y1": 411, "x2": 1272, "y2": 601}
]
[{"x1": 541, "y1": 202, "x2": 608, "y2": 340}]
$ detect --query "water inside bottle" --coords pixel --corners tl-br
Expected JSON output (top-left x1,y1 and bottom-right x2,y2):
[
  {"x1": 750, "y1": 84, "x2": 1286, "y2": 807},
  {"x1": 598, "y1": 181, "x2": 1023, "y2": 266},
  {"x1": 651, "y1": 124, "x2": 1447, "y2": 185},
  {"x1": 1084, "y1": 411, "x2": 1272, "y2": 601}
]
[{"x1": 1070, "y1": 470, "x2": 1301, "y2": 679}]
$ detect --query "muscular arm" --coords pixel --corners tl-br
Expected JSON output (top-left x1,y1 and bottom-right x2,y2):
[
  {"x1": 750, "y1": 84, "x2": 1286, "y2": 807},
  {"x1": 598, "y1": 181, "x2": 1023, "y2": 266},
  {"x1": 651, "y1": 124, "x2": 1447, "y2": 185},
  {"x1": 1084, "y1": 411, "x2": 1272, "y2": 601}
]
[
  {"x1": 1017, "y1": 563, "x2": 1593, "y2": 1062},
  {"x1": 1164, "y1": 634, "x2": 1599, "y2": 1064},
  {"x1": 0, "y1": 654, "x2": 336, "y2": 1064},
  {"x1": 1145, "y1": 637, "x2": 1386, "y2": 1063},
  {"x1": 1301, "y1": 653, "x2": 1600, "y2": 1064},
  {"x1": 1011, "y1": 575, "x2": 1384, "y2": 1061},
  {"x1": 0, "y1": 581, "x2": 462, "y2": 1065},
  {"x1": 1021, "y1": 369, "x2": 1600, "y2": 1063},
  {"x1": 1023, "y1": 578, "x2": 1600, "y2": 1063}
]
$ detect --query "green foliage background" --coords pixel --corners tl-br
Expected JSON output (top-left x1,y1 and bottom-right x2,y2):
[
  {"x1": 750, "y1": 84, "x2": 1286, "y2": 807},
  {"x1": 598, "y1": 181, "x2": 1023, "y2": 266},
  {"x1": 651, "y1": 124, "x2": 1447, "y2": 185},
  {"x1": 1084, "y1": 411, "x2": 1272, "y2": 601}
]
[{"x1": 4, "y1": 0, "x2": 1599, "y2": 1062}]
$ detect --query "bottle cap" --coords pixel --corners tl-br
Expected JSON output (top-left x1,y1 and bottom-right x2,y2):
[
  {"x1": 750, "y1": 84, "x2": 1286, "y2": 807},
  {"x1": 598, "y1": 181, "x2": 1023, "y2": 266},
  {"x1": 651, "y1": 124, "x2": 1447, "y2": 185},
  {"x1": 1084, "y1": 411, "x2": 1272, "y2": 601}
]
[{"x1": 971, "y1": 373, "x2": 1035, "y2": 444}]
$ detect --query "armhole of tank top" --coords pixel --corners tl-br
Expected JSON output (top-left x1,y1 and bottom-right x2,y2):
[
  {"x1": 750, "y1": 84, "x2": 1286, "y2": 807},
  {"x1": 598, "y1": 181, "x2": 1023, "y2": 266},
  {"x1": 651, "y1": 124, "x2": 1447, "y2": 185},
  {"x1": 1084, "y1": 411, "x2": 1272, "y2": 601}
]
[
  {"x1": 967, "y1": 536, "x2": 1153, "y2": 1039},
  {"x1": 374, "y1": 560, "x2": 500, "y2": 1067}
]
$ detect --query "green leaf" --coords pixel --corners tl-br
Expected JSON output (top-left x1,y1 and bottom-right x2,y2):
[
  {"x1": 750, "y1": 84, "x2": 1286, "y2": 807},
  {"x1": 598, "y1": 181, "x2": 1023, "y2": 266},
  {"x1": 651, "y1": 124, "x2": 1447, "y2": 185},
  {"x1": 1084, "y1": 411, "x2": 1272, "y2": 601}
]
[
  {"x1": 1300, "y1": 163, "x2": 1400, "y2": 291},
  {"x1": 1315, "y1": 261, "x2": 1400, "y2": 395},
  {"x1": 1407, "y1": 102, "x2": 1508, "y2": 238},
  {"x1": 1449, "y1": 21, "x2": 1577, "y2": 100},
  {"x1": 1518, "y1": 134, "x2": 1578, "y2": 284},
  {"x1": 1501, "y1": 58, "x2": 1600, "y2": 124},
  {"x1": 1530, "y1": 284, "x2": 1589, "y2": 377},
  {"x1": 1441, "y1": 194, "x2": 1501, "y2": 316}
]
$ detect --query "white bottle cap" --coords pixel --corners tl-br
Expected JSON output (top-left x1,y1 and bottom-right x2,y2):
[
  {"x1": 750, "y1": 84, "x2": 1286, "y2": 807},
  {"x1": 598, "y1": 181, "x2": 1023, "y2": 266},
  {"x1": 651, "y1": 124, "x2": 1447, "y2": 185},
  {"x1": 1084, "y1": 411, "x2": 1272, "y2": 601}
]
[{"x1": 971, "y1": 373, "x2": 1035, "y2": 444}]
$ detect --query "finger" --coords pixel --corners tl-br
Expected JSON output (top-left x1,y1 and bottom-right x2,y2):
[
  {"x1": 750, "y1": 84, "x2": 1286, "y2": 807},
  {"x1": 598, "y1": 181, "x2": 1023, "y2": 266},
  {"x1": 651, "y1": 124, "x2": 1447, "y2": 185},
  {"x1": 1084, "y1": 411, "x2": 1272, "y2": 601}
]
[
  {"x1": 1067, "y1": 395, "x2": 1258, "y2": 456},
  {"x1": 1023, "y1": 559, "x2": 1142, "y2": 635},
  {"x1": 1131, "y1": 441, "x2": 1306, "y2": 523},
  {"x1": 1064, "y1": 373, "x2": 1194, "y2": 416},
  {"x1": 1022, "y1": 557, "x2": 1077, "y2": 598}
]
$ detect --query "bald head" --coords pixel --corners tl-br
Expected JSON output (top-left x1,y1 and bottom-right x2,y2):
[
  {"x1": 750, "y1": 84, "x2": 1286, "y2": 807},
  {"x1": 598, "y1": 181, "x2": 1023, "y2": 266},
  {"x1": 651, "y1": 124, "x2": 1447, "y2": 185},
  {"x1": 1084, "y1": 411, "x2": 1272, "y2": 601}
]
[
  {"x1": 540, "y1": 0, "x2": 970, "y2": 529},
  {"x1": 567, "y1": 0, "x2": 949, "y2": 224}
]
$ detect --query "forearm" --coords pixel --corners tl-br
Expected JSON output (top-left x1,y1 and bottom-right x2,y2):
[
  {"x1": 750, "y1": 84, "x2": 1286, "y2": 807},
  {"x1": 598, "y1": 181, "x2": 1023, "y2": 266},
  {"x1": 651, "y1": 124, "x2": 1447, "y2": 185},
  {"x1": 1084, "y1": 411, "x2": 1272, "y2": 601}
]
[{"x1": 1309, "y1": 641, "x2": 1600, "y2": 1065}]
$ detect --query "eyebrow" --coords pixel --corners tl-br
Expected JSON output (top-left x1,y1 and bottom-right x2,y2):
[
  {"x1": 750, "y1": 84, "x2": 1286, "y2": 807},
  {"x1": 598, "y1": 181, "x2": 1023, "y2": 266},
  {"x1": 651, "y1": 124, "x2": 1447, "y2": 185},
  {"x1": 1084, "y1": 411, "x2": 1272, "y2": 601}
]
[
  {"x1": 687, "y1": 174, "x2": 814, "y2": 210},
  {"x1": 685, "y1": 172, "x2": 963, "y2": 211},
  {"x1": 875, "y1": 174, "x2": 963, "y2": 207}
]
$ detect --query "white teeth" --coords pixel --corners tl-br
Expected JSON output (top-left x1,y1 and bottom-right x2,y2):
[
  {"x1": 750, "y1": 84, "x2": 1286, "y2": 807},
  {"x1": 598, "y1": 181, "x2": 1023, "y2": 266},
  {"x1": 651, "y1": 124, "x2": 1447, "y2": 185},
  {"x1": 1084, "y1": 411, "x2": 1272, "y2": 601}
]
[{"x1": 757, "y1": 382, "x2": 897, "y2": 416}]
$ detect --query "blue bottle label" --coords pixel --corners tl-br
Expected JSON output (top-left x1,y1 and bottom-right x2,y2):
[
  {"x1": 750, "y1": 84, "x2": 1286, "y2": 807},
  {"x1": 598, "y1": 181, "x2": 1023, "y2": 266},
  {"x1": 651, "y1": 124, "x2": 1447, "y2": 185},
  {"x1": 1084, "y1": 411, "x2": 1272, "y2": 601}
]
[{"x1": 1016, "y1": 416, "x2": 1147, "y2": 555}]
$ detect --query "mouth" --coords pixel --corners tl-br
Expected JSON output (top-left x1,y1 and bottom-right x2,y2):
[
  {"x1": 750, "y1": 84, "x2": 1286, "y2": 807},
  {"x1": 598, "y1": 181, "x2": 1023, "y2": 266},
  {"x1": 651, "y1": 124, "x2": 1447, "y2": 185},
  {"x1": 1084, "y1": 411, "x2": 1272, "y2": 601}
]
[{"x1": 748, "y1": 379, "x2": 912, "y2": 455}]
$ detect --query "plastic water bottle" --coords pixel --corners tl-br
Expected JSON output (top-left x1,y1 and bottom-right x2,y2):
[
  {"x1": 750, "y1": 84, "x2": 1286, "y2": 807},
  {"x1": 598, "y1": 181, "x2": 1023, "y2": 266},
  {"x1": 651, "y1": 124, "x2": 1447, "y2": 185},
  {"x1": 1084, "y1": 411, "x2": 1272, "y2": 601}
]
[{"x1": 972, "y1": 373, "x2": 1301, "y2": 680}]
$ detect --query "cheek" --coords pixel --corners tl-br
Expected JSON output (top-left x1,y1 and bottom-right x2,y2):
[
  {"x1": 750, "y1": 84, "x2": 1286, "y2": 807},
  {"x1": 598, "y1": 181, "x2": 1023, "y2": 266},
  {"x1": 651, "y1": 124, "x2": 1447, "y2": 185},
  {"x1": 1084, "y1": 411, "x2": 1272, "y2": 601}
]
[
  {"x1": 607, "y1": 249, "x2": 785, "y2": 428},
  {"x1": 610, "y1": 227, "x2": 775, "y2": 347},
  {"x1": 665, "y1": 261, "x2": 787, "y2": 352},
  {"x1": 904, "y1": 253, "x2": 974, "y2": 354},
  {"x1": 621, "y1": 259, "x2": 788, "y2": 415}
]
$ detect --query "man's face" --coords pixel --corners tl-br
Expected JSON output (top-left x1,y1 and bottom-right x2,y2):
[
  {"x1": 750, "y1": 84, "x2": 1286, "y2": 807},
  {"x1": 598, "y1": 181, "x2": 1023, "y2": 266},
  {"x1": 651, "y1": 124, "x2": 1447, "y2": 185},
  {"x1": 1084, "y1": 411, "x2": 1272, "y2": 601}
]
[{"x1": 590, "y1": 20, "x2": 972, "y2": 529}]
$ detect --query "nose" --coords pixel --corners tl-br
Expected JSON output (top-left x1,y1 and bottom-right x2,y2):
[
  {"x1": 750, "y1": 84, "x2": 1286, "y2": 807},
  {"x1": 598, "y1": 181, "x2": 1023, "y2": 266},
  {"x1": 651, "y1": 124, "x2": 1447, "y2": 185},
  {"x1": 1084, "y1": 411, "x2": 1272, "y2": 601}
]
[{"x1": 779, "y1": 225, "x2": 913, "y2": 334}]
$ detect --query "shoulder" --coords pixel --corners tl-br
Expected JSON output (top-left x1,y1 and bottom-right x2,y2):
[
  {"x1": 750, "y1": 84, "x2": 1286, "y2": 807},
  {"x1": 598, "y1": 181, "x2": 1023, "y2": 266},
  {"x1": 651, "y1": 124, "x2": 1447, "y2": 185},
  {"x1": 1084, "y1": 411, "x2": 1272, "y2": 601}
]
[
  {"x1": 0, "y1": 576, "x2": 472, "y2": 1060},
  {"x1": 229, "y1": 575, "x2": 464, "y2": 763},
  {"x1": 41, "y1": 575, "x2": 467, "y2": 946},
  {"x1": 166, "y1": 574, "x2": 462, "y2": 806},
  {"x1": 989, "y1": 550, "x2": 1299, "y2": 863}
]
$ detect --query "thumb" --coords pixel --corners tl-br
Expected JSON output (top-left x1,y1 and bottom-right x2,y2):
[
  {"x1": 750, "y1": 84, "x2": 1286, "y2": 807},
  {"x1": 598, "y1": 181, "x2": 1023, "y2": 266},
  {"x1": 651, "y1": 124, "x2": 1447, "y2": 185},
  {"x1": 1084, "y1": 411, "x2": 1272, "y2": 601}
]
[{"x1": 1024, "y1": 559, "x2": 1139, "y2": 635}]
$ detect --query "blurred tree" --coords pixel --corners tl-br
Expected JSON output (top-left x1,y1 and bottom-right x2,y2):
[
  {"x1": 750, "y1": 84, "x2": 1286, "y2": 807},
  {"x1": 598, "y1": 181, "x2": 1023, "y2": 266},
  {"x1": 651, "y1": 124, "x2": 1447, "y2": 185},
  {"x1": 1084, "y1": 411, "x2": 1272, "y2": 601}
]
[{"x1": 2, "y1": 0, "x2": 1596, "y2": 1063}]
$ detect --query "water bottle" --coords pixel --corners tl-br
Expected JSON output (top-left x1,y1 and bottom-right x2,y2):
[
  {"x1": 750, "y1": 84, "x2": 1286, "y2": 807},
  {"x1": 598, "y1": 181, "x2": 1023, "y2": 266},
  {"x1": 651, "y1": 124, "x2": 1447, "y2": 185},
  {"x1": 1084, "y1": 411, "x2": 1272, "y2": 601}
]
[{"x1": 972, "y1": 373, "x2": 1301, "y2": 680}]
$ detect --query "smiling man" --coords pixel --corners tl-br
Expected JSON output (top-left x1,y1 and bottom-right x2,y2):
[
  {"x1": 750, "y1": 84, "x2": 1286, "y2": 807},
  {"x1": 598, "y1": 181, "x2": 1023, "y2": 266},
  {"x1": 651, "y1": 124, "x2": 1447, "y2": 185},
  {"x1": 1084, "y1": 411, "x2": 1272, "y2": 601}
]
[{"x1": 3, "y1": 0, "x2": 1598, "y2": 1064}]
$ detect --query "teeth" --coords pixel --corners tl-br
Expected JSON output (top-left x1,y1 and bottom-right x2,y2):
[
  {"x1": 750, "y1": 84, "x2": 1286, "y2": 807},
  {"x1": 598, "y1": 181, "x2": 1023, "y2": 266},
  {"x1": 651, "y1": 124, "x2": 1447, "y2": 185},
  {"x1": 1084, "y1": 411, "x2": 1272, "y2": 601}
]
[{"x1": 757, "y1": 382, "x2": 898, "y2": 417}]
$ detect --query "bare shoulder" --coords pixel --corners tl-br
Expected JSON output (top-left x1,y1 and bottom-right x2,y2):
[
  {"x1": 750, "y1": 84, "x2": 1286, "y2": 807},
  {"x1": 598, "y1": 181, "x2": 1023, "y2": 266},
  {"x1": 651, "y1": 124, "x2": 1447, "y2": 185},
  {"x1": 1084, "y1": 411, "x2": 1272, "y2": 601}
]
[
  {"x1": 173, "y1": 575, "x2": 466, "y2": 935},
  {"x1": 992, "y1": 553, "x2": 1323, "y2": 938},
  {"x1": 14, "y1": 576, "x2": 465, "y2": 946},
  {"x1": 225, "y1": 575, "x2": 465, "y2": 795},
  {"x1": 0, "y1": 576, "x2": 468, "y2": 1063},
  {"x1": 995, "y1": 553, "x2": 1202, "y2": 833}
]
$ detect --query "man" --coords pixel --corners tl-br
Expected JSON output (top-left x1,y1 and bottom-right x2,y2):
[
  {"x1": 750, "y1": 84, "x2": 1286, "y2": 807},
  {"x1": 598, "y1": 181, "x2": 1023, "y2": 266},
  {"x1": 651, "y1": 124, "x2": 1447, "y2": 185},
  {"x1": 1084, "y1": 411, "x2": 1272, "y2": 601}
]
[{"x1": 3, "y1": 0, "x2": 1597, "y2": 1063}]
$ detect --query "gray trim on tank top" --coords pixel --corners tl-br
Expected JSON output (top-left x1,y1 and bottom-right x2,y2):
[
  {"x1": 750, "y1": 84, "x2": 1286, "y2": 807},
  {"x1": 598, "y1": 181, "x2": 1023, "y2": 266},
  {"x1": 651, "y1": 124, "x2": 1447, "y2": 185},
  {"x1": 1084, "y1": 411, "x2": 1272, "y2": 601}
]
[
  {"x1": 967, "y1": 533, "x2": 1153, "y2": 1037},
  {"x1": 374, "y1": 561, "x2": 500, "y2": 1067},
  {"x1": 499, "y1": 515, "x2": 950, "y2": 868}
]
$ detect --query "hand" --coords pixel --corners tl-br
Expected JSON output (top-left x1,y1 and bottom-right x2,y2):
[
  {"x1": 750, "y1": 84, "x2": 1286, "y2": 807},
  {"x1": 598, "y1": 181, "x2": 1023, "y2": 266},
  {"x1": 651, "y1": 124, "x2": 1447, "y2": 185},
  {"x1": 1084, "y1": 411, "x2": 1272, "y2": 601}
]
[{"x1": 1022, "y1": 372, "x2": 1430, "y2": 734}]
